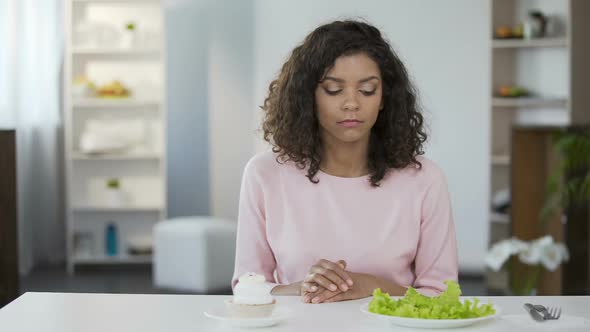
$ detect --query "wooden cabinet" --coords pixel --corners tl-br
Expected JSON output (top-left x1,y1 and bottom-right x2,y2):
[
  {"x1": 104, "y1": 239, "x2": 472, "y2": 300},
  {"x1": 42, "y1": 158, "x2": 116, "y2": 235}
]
[
  {"x1": 511, "y1": 126, "x2": 590, "y2": 295},
  {"x1": 511, "y1": 127, "x2": 563, "y2": 295},
  {"x1": 0, "y1": 130, "x2": 18, "y2": 307}
]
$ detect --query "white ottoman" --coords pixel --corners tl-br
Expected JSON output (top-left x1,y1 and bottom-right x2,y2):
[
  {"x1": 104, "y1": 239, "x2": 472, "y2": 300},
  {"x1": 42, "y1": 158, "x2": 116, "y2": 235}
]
[{"x1": 153, "y1": 216, "x2": 237, "y2": 293}]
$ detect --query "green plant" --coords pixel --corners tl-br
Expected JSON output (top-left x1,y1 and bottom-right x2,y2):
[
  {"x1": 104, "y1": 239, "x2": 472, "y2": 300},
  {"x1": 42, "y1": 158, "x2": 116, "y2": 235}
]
[
  {"x1": 126, "y1": 22, "x2": 136, "y2": 31},
  {"x1": 540, "y1": 128, "x2": 590, "y2": 225},
  {"x1": 106, "y1": 178, "x2": 120, "y2": 189}
]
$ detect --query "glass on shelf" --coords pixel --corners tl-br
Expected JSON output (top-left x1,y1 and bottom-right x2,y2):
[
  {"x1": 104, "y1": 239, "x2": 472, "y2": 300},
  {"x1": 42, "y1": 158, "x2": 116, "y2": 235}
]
[
  {"x1": 73, "y1": 21, "x2": 120, "y2": 49},
  {"x1": 74, "y1": 232, "x2": 95, "y2": 258}
]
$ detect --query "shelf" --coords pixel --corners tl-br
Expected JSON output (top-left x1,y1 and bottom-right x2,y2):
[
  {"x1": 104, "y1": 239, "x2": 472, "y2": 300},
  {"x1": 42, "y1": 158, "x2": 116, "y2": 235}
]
[
  {"x1": 72, "y1": 98, "x2": 161, "y2": 108},
  {"x1": 492, "y1": 97, "x2": 568, "y2": 108},
  {"x1": 73, "y1": 254, "x2": 152, "y2": 265},
  {"x1": 66, "y1": 0, "x2": 167, "y2": 275},
  {"x1": 492, "y1": 37, "x2": 568, "y2": 49},
  {"x1": 73, "y1": 0, "x2": 160, "y2": 4},
  {"x1": 72, "y1": 152, "x2": 161, "y2": 160},
  {"x1": 72, "y1": 206, "x2": 163, "y2": 212},
  {"x1": 490, "y1": 212, "x2": 510, "y2": 224},
  {"x1": 491, "y1": 155, "x2": 510, "y2": 166},
  {"x1": 72, "y1": 47, "x2": 161, "y2": 56}
]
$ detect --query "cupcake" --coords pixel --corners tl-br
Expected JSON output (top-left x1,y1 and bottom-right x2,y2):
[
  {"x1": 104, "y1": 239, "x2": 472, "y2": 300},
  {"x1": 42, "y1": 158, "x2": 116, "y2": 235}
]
[{"x1": 226, "y1": 272, "x2": 276, "y2": 318}]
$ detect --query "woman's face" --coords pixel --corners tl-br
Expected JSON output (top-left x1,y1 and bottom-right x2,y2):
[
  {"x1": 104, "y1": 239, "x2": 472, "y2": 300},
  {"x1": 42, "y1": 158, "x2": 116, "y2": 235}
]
[{"x1": 315, "y1": 52, "x2": 383, "y2": 146}]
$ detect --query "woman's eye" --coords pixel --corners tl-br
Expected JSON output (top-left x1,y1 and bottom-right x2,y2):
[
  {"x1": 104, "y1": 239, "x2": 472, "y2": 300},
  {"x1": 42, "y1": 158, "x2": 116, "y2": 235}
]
[
  {"x1": 360, "y1": 90, "x2": 376, "y2": 96},
  {"x1": 324, "y1": 88, "x2": 342, "y2": 95}
]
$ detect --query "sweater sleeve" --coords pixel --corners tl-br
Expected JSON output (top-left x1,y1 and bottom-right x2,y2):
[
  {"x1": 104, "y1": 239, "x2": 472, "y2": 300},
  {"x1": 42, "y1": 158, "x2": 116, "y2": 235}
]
[
  {"x1": 413, "y1": 169, "x2": 459, "y2": 296},
  {"x1": 231, "y1": 158, "x2": 278, "y2": 290}
]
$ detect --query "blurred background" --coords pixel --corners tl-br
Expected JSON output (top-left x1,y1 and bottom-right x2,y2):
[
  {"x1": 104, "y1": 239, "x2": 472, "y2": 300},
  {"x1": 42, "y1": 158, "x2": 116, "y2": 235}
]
[{"x1": 1, "y1": 0, "x2": 589, "y2": 306}]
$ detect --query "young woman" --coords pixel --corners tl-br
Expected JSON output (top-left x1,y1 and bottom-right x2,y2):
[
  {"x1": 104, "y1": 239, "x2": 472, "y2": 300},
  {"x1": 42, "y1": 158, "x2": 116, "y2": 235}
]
[{"x1": 232, "y1": 19, "x2": 458, "y2": 304}]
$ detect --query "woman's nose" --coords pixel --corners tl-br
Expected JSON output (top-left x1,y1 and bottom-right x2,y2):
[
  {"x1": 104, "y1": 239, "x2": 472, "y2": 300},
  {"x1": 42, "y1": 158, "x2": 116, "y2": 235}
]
[{"x1": 342, "y1": 91, "x2": 359, "y2": 111}]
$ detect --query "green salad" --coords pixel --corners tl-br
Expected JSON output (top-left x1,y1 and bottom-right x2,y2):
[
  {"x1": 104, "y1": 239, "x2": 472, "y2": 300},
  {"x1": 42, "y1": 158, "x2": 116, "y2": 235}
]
[{"x1": 368, "y1": 280, "x2": 495, "y2": 319}]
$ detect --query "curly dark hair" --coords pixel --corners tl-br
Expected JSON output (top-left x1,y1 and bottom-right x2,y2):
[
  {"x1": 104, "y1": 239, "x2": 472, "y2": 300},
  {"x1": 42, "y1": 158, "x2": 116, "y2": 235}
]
[{"x1": 261, "y1": 19, "x2": 427, "y2": 186}]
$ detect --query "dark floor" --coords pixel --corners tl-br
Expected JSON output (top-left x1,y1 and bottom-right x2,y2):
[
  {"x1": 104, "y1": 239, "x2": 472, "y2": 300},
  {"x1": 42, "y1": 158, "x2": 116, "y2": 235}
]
[
  {"x1": 19, "y1": 264, "x2": 232, "y2": 296},
  {"x1": 19, "y1": 265, "x2": 486, "y2": 296}
]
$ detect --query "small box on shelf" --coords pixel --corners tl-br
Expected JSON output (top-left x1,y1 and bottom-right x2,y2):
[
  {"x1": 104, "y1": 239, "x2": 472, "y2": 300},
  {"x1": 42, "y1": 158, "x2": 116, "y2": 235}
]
[
  {"x1": 490, "y1": 211, "x2": 510, "y2": 224},
  {"x1": 491, "y1": 154, "x2": 511, "y2": 166}
]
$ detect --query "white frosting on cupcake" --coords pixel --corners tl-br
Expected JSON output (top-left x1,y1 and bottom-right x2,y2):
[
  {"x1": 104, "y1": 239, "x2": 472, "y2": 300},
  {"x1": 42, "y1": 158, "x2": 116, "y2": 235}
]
[{"x1": 233, "y1": 272, "x2": 274, "y2": 305}]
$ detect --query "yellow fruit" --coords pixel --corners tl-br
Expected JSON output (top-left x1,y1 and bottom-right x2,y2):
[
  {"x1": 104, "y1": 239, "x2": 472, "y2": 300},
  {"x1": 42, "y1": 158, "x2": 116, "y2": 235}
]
[
  {"x1": 495, "y1": 26, "x2": 512, "y2": 39},
  {"x1": 499, "y1": 86, "x2": 511, "y2": 97}
]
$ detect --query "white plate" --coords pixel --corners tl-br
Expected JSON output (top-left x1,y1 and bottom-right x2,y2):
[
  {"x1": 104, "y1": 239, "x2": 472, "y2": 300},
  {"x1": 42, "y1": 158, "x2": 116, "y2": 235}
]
[
  {"x1": 204, "y1": 306, "x2": 293, "y2": 328},
  {"x1": 360, "y1": 301, "x2": 501, "y2": 329}
]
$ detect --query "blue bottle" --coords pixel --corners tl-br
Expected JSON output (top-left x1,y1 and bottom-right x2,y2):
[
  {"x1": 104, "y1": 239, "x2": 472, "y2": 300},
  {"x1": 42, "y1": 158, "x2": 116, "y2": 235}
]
[{"x1": 105, "y1": 223, "x2": 118, "y2": 256}]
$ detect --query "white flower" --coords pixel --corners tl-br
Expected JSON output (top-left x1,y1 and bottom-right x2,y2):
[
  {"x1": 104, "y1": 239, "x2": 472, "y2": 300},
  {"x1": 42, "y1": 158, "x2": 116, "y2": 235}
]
[
  {"x1": 557, "y1": 243, "x2": 570, "y2": 262},
  {"x1": 509, "y1": 238, "x2": 529, "y2": 254},
  {"x1": 518, "y1": 236, "x2": 553, "y2": 265},
  {"x1": 486, "y1": 239, "x2": 520, "y2": 271},
  {"x1": 533, "y1": 235, "x2": 554, "y2": 248},
  {"x1": 518, "y1": 245, "x2": 539, "y2": 265},
  {"x1": 540, "y1": 242, "x2": 570, "y2": 271},
  {"x1": 486, "y1": 235, "x2": 569, "y2": 271}
]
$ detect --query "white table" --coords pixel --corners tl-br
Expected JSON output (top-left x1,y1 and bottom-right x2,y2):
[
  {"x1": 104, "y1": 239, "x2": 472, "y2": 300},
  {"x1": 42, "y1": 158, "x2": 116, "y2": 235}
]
[{"x1": 1, "y1": 293, "x2": 589, "y2": 331}]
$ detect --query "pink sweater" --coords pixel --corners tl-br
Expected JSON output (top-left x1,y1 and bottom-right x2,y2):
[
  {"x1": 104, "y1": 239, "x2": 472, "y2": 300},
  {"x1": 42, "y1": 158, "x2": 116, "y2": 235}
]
[{"x1": 232, "y1": 151, "x2": 458, "y2": 296}]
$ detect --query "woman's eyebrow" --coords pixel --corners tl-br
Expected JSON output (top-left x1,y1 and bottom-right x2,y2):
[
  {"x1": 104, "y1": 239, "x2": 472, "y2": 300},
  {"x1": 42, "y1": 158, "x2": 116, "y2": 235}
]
[
  {"x1": 322, "y1": 76, "x2": 345, "y2": 83},
  {"x1": 322, "y1": 75, "x2": 380, "y2": 83},
  {"x1": 358, "y1": 76, "x2": 380, "y2": 83}
]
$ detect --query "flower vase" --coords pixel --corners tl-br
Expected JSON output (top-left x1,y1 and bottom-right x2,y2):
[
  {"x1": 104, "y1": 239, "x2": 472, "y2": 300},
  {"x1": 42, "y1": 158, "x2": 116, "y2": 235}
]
[
  {"x1": 106, "y1": 188, "x2": 126, "y2": 207},
  {"x1": 120, "y1": 30, "x2": 137, "y2": 49},
  {"x1": 510, "y1": 264, "x2": 542, "y2": 296},
  {"x1": 510, "y1": 286, "x2": 537, "y2": 296}
]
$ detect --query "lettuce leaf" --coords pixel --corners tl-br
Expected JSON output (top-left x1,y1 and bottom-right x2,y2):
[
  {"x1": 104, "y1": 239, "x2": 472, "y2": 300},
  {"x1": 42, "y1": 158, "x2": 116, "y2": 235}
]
[{"x1": 368, "y1": 280, "x2": 495, "y2": 319}]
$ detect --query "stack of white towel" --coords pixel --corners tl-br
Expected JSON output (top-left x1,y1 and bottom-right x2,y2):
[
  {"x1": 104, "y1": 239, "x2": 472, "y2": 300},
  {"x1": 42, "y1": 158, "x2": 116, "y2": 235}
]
[{"x1": 79, "y1": 118, "x2": 154, "y2": 154}]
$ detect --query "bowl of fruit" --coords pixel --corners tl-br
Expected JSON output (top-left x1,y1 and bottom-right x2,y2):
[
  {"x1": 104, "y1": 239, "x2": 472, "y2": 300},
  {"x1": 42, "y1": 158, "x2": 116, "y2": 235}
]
[
  {"x1": 97, "y1": 80, "x2": 131, "y2": 98},
  {"x1": 497, "y1": 86, "x2": 528, "y2": 98}
]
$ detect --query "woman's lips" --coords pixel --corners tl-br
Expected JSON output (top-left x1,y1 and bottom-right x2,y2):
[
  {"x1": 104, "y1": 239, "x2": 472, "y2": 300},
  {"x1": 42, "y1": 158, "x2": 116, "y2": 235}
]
[{"x1": 338, "y1": 120, "x2": 363, "y2": 128}]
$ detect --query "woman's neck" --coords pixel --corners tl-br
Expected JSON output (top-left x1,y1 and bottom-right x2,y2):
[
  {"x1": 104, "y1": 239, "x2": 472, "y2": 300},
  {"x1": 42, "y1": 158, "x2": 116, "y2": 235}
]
[{"x1": 320, "y1": 135, "x2": 370, "y2": 178}]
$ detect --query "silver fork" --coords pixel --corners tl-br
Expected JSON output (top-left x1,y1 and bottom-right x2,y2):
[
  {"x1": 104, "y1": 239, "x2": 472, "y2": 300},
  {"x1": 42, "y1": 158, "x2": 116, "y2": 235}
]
[{"x1": 533, "y1": 304, "x2": 562, "y2": 320}]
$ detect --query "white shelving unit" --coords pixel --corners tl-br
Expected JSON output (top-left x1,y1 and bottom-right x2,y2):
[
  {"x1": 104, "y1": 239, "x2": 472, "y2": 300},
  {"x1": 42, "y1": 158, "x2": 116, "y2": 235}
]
[
  {"x1": 491, "y1": 154, "x2": 511, "y2": 166},
  {"x1": 71, "y1": 152, "x2": 161, "y2": 160},
  {"x1": 72, "y1": 0, "x2": 161, "y2": 3},
  {"x1": 72, "y1": 47, "x2": 161, "y2": 55},
  {"x1": 488, "y1": 0, "x2": 590, "y2": 294},
  {"x1": 491, "y1": 36, "x2": 567, "y2": 48},
  {"x1": 73, "y1": 255, "x2": 152, "y2": 265},
  {"x1": 491, "y1": 97, "x2": 568, "y2": 108},
  {"x1": 72, "y1": 97, "x2": 161, "y2": 108},
  {"x1": 64, "y1": 0, "x2": 167, "y2": 273},
  {"x1": 490, "y1": 211, "x2": 510, "y2": 224},
  {"x1": 72, "y1": 206, "x2": 164, "y2": 212}
]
